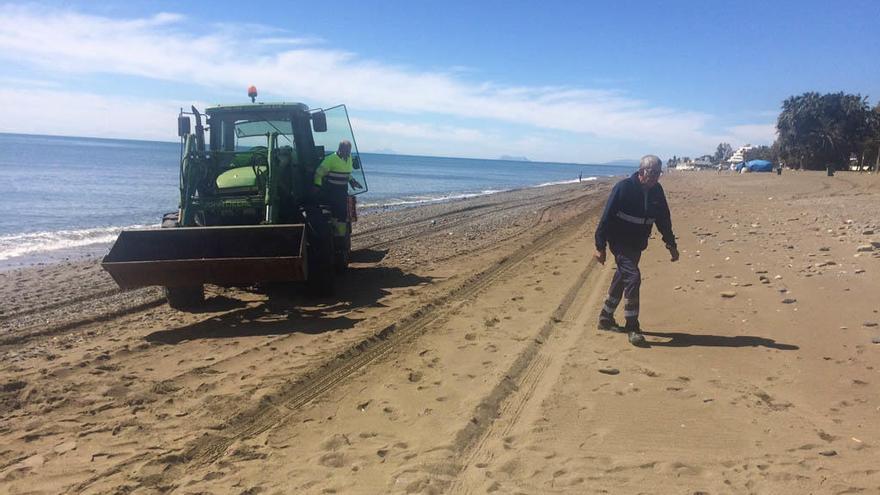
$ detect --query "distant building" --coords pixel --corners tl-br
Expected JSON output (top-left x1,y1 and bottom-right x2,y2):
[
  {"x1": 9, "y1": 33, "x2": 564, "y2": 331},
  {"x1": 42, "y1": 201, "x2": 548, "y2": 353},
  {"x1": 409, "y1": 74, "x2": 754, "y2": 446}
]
[
  {"x1": 693, "y1": 155, "x2": 714, "y2": 169},
  {"x1": 727, "y1": 145, "x2": 754, "y2": 165}
]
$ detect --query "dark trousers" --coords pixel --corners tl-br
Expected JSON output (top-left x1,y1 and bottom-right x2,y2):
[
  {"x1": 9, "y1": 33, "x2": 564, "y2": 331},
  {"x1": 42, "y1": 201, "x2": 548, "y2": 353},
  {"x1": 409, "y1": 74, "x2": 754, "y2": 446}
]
[
  {"x1": 599, "y1": 245, "x2": 642, "y2": 328},
  {"x1": 320, "y1": 184, "x2": 349, "y2": 221}
]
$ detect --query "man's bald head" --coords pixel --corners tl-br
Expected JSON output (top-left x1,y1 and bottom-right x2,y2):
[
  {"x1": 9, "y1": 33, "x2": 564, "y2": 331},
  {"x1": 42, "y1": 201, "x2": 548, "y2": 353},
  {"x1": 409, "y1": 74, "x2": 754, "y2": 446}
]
[
  {"x1": 637, "y1": 154, "x2": 663, "y2": 189},
  {"x1": 639, "y1": 155, "x2": 662, "y2": 171},
  {"x1": 337, "y1": 140, "x2": 352, "y2": 159}
]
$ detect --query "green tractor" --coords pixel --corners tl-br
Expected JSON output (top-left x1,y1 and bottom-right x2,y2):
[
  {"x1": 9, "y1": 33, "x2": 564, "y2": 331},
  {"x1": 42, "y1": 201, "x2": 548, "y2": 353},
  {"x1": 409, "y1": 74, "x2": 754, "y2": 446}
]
[{"x1": 102, "y1": 93, "x2": 368, "y2": 309}]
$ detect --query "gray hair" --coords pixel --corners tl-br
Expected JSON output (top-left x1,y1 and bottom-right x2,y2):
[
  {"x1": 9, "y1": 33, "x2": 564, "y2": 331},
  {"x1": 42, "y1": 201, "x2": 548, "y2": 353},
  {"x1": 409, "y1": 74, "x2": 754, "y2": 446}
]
[{"x1": 639, "y1": 155, "x2": 662, "y2": 170}]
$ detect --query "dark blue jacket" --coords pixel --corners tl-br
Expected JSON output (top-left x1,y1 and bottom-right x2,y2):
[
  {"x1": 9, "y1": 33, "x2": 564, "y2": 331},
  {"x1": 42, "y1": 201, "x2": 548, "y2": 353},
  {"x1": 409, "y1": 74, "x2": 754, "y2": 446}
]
[{"x1": 595, "y1": 172, "x2": 676, "y2": 252}]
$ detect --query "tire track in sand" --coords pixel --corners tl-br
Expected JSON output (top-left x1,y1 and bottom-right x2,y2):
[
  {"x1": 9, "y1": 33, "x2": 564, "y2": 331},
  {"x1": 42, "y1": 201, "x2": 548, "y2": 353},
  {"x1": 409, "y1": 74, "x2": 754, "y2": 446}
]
[
  {"x1": 72, "y1": 195, "x2": 604, "y2": 493},
  {"x1": 447, "y1": 256, "x2": 612, "y2": 494}
]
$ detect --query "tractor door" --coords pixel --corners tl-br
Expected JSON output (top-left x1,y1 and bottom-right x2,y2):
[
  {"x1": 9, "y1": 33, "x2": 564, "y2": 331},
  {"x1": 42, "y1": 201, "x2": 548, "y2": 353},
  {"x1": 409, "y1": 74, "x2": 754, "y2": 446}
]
[{"x1": 312, "y1": 105, "x2": 368, "y2": 195}]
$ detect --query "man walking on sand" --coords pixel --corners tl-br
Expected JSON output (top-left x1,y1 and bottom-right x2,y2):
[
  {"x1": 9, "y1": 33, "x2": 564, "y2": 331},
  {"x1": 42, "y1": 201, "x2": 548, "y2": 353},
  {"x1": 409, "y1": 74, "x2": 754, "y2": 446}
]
[{"x1": 594, "y1": 155, "x2": 679, "y2": 346}]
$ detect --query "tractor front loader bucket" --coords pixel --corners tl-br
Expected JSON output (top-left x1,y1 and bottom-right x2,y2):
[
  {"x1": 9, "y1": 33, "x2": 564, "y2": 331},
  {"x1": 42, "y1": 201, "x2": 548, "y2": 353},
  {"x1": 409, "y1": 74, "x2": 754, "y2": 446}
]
[{"x1": 102, "y1": 224, "x2": 307, "y2": 289}]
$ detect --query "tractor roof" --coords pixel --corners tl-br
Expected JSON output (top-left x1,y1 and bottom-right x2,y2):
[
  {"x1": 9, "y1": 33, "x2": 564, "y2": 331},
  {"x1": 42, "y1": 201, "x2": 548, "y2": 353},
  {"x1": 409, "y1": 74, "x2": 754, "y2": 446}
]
[{"x1": 206, "y1": 102, "x2": 310, "y2": 115}]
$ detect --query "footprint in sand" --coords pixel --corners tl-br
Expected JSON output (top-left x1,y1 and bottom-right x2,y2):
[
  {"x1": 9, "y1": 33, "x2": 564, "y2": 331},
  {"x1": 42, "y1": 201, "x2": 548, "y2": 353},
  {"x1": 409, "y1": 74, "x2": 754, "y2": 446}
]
[
  {"x1": 318, "y1": 451, "x2": 345, "y2": 468},
  {"x1": 321, "y1": 433, "x2": 351, "y2": 451}
]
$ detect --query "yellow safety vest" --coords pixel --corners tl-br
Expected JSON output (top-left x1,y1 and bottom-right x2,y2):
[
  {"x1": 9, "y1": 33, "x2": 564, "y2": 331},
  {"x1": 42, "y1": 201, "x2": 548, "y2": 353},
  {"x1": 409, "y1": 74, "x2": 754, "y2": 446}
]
[{"x1": 314, "y1": 153, "x2": 353, "y2": 187}]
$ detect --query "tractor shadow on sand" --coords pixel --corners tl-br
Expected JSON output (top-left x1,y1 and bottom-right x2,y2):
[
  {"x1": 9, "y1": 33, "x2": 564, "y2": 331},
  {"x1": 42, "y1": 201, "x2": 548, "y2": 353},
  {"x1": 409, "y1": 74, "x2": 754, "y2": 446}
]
[{"x1": 144, "y1": 252, "x2": 431, "y2": 344}]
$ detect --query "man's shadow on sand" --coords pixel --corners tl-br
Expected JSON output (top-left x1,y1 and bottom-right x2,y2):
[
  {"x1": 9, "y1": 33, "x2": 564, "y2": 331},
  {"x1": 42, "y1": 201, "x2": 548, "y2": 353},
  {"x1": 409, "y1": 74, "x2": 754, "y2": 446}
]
[
  {"x1": 145, "y1": 249, "x2": 432, "y2": 344},
  {"x1": 639, "y1": 330, "x2": 798, "y2": 350}
]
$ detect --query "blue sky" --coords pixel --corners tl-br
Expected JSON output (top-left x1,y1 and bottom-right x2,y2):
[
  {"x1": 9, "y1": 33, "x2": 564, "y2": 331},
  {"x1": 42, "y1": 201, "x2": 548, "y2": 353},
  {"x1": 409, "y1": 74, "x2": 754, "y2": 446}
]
[{"x1": 1, "y1": 0, "x2": 878, "y2": 163}]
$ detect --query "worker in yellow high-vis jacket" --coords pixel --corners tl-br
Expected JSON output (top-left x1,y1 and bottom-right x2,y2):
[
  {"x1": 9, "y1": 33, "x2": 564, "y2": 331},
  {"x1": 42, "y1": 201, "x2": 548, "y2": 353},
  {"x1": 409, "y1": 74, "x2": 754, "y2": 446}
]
[{"x1": 313, "y1": 140, "x2": 362, "y2": 234}]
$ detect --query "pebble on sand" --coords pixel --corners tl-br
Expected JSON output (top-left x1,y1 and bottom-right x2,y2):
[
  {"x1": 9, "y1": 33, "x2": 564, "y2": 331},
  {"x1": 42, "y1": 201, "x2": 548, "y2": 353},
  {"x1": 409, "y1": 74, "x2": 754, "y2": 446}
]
[
  {"x1": 720, "y1": 291, "x2": 737, "y2": 298},
  {"x1": 598, "y1": 368, "x2": 620, "y2": 375},
  {"x1": 819, "y1": 450, "x2": 838, "y2": 457},
  {"x1": 864, "y1": 322, "x2": 879, "y2": 328},
  {"x1": 781, "y1": 298, "x2": 797, "y2": 304},
  {"x1": 856, "y1": 245, "x2": 874, "y2": 252}
]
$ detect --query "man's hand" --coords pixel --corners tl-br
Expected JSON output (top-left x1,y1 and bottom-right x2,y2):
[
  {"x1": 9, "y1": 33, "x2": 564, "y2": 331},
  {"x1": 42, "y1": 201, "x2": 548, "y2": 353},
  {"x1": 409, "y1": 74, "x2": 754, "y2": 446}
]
[
  {"x1": 349, "y1": 178, "x2": 363, "y2": 190},
  {"x1": 594, "y1": 249, "x2": 606, "y2": 265},
  {"x1": 668, "y1": 245, "x2": 679, "y2": 262}
]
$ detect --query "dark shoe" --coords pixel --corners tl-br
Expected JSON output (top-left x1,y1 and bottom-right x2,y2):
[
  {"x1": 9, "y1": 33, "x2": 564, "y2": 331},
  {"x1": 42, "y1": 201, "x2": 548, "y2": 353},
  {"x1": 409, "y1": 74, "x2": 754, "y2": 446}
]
[
  {"x1": 628, "y1": 331, "x2": 648, "y2": 347},
  {"x1": 624, "y1": 319, "x2": 641, "y2": 333},
  {"x1": 597, "y1": 318, "x2": 620, "y2": 331}
]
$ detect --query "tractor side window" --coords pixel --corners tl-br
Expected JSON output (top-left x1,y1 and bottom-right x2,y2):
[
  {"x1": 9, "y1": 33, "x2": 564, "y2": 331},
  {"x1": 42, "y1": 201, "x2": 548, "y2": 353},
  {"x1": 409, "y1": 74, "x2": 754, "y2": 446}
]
[{"x1": 312, "y1": 105, "x2": 368, "y2": 195}]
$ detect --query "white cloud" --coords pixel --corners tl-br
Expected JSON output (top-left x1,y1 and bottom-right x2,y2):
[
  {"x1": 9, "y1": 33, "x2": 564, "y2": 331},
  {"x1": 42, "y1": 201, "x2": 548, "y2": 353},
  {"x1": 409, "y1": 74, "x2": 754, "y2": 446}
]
[
  {"x1": 352, "y1": 118, "x2": 491, "y2": 144},
  {"x1": 0, "y1": 5, "x2": 771, "y2": 161},
  {"x1": 0, "y1": 88, "x2": 192, "y2": 141},
  {"x1": 255, "y1": 36, "x2": 325, "y2": 46},
  {"x1": 724, "y1": 123, "x2": 777, "y2": 146}
]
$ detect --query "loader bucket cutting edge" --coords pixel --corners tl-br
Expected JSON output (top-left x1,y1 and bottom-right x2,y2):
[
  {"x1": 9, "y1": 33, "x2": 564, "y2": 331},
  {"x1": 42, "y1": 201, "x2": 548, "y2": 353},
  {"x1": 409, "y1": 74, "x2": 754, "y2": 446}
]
[{"x1": 101, "y1": 224, "x2": 307, "y2": 289}]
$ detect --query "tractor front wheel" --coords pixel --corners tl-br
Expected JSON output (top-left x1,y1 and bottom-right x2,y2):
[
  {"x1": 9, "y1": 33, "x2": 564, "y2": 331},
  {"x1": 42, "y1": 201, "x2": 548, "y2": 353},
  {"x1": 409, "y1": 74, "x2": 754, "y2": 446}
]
[{"x1": 164, "y1": 285, "x2": 205, "y2": 310}]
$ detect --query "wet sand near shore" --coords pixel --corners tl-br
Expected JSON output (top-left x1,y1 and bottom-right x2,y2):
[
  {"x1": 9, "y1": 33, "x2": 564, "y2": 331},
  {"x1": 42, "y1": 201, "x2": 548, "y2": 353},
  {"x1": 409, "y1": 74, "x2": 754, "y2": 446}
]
[{"x1": 1, "y1": 171, "x2": 879, "y2": 494}]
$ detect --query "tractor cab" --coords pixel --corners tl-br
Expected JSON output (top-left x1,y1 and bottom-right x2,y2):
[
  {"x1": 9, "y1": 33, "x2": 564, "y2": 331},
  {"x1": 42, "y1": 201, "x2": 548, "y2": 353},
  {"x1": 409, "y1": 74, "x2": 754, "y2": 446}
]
[{"x1": 175, "y1": 102, "x2": 367, "y2": 227}]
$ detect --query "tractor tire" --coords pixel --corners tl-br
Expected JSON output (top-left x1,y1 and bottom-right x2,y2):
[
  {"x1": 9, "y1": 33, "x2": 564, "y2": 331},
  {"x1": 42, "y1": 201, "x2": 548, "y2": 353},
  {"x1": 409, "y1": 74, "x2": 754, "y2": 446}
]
[
  {"x1": 164, "y1": 285, "x2": 205, "y2": 310},
  {"x1": 307, "y1": 237, "x2": 335, "y2": 297},
  {"x1": 334, "y1": 231, "x2": 351, "y2": 273},
  {"x1": 305, "y1": 210, "x2": 336, "y2": 297},
  {"x1": 160, "y1": 211, "x2": 205, "y2": 311}
]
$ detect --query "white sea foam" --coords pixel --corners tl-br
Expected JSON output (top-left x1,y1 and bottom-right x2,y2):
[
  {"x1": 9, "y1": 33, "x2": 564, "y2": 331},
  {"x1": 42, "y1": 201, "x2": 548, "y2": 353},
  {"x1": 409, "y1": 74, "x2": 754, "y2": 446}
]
[
  {"x1": 0, "y1": 224, "x2": 156, "y2": 261},
  {"x1": 360, "y1": 189, "x2": 505, "y2": 208},
  {"x1": 361, "y1": 177, "x2": 598, "y2": 209},
  {"x1": 534, "y1": 177, "x2": 597, "y2": 187}
]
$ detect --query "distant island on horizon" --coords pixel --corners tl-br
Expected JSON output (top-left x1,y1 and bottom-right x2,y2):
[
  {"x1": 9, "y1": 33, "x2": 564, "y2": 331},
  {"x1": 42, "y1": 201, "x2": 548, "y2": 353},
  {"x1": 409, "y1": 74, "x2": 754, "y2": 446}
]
[
  {"x1": 601, "y1": 159, "x2": 639, "y2": 167},
  {"x1": 499, "y1": 155, "x2": 530, "y2": 161}
]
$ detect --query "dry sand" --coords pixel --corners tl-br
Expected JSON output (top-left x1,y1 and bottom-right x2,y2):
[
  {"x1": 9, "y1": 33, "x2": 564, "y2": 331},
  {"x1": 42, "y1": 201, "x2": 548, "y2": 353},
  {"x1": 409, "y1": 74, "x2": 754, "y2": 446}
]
[{"x1": 1, "y1": 171, "x2": 879, "y2": 494}]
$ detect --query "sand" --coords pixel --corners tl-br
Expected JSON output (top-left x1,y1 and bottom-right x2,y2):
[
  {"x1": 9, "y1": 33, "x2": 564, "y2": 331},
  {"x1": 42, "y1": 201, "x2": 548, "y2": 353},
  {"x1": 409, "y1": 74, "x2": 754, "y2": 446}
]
[{"x1": 1, "y1": 171, "x2": 879, "y2": 494}]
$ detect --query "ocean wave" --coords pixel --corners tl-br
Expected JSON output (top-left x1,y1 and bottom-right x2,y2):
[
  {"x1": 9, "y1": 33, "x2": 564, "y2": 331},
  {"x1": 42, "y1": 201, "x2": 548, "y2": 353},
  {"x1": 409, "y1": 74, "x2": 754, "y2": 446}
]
[
  {"x1": 534, "y1": 177, "x2": 597, "y2": 187},
  {"x1": 360, "y1": 189, "x2": 505, "y2": 208},
  {"x1": 0, "y1": 224, "x2": 156, "y2": 261},
  {"x1": 361, "y1": 177, "x2": 598, "y2": 209}
]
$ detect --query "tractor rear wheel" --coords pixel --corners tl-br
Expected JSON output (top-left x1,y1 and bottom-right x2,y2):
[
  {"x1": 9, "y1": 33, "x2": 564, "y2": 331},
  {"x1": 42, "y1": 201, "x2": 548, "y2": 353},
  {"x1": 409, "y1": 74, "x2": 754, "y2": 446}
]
[
  {"x1": 305, "y1": 209, "x2": 336, "y2": 297},
  {"x1": 334, "y1": 231, "x2": 351, "y2": 273},
  {"x1": 164, "y1": 286, "x2": 205, "y2": 310},
  {"x1": 307, "y1": 236, "x2": 335, "y2": 297}
]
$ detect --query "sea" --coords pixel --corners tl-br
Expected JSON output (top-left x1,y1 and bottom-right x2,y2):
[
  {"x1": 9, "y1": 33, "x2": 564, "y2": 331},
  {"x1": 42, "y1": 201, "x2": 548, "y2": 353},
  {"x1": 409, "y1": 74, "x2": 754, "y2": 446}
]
[{"x1": 0, "y1": 133, "x2": 630, "y2": 270}]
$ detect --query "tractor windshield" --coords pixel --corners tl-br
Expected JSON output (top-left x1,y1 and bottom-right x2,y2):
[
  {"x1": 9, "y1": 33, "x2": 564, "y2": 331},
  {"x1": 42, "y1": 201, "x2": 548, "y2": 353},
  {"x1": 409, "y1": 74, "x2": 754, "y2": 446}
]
[{"x1": 232, "y1": 119, "x2": 294, "y2": 150}]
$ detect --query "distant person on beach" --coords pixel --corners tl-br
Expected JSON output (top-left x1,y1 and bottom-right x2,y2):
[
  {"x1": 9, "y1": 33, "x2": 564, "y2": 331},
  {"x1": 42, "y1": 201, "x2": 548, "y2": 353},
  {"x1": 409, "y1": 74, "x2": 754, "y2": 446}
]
[
  {"x1": 579, "y1": 172, "x2": 583, "y2": 182},
  {"x1": 594, "y1": 155, "x2": 678, "y2": 346}
]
